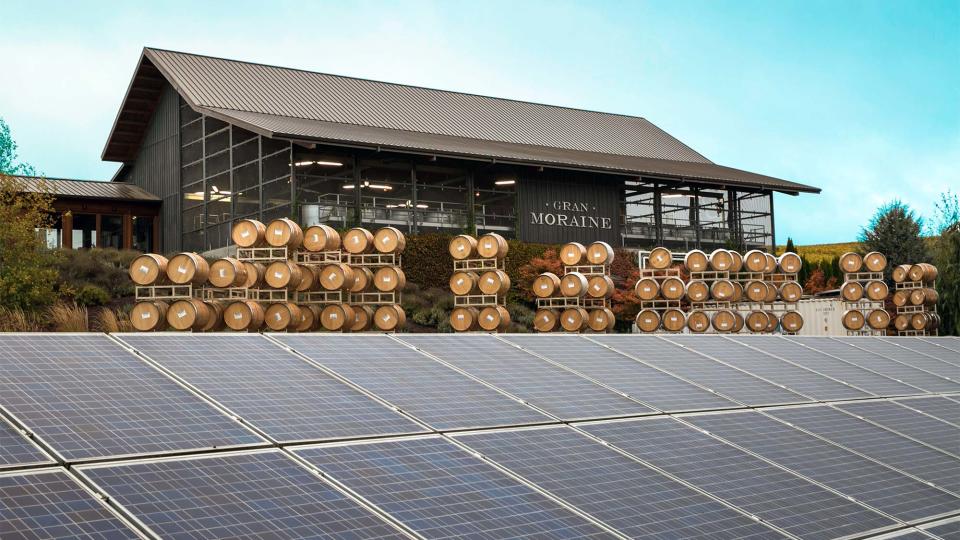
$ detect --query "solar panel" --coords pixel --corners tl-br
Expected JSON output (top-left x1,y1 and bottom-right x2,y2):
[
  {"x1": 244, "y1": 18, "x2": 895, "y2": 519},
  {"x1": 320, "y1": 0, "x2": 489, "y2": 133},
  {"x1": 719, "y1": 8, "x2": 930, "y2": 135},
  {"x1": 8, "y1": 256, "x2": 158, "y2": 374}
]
[
  {"x1": 398, "y1": 335, "x2": 652, "y2": 420},
  {"x1": 0, "y1": 469, "x2": 139, "y2": 539},
  {"x1": 0, "y1": 415, "x2": 52, "y2": 470},
  {"x1": 924, "y1": 518, "x2": 960, "y2": 539},
  {"x1": 502, "y1": 335, "x2": 739, "y2": 412},
  {"x1": 580, "y1": 417, "x2": 896, "y2": 539},
  {"x1": 273, "y1": 334, "x2": 549, "y2": 430},
  {"x1": 786, "y1": 336, "x2": 960, "y2": 393},
  {"x1": 0, "y1": 334, "x2": 264, "y2": 461},
  {"x1": 78, "y1": 450, "x2": 406, "y2": 539},
  {"x1": 896, "y1": 397, "x2": 960, "y2": 426},
  {"x1": 117, "y1": 334, "x2": 427, "y2": 443},
  {"x1": 921, "y1": 337, "x2": 960, "y2": 355},
  {"x1": 685, "y1": 411, "x2": 960, "y2": 522},
  {"x1": 835, "y1": 337, "x2": 960, "y2": 380},
  {"x1": 667, "y1": 335, "x2": 869, "y2": 400},
  {"x1": 835, "y1": 401, "x2": 960, "y2": 457},
  {"x1": 454, "y1": 426, "x2": 786, "y2": 539},
  {"x1": 590, "y1": 335, "x2": 808, "y2": 406},
  {"x1": 293, "y1": 436, "x2": 615, "y2": 539},
  {"x1": 731, "y1": 336, "x2": 922, "y2": 396},
  {"x1": 881, "y1": 338, "x2": 960, "y2": 368},
  {"x1": 767, "y1": 406, "x2": 960, "y2": 496}
]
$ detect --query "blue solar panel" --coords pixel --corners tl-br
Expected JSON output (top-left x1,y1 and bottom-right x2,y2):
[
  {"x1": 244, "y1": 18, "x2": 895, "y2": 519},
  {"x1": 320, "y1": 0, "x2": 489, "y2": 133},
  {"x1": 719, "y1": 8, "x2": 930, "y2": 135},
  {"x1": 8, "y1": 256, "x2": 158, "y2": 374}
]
[
  {"x1": 767, "y1": 406, "x2": 960, "y2": 496},
  {"x1": 926, "y1": 337, "x2": 960, "y2": 355},
  {"x1": 925, "y1": 518, "x2": 960, "y2": 539},
  {"x1": 685, "y1": 411, "x2": 960, "y2": 522},
  {"x1": 294, "y1": 436, "x2": 615, "y2": 539},
  {"x1": 668, "y1": 335, "x2": 870, "y2": 400},
  {"x1": 455, "y1": 426, "x2": 786, "y2": 539},
  {"x1": 117, "y1": 334, "x2": 427, "y2": 443},
  {"x1": 896, "y1": 397, "x2": 960, "y2": 426},
  {"x1": 834, "y1": 337, "x2": 960, "y2": 381},
  {"x1": 0, "y1": 415, "x2": 52, "y2": 470},
  {"x1": 835, "y1": 401, "x2": 960, "y2": 457},
  {"x1": 787, "y1": 337, "x2": 960, "y2": 393},
  {"x1": 79, "y1": 450, "x2": 405, "y2": 539},
  {"x1": 502, "y1": 335, "x2": 739, "y2": 412},
  {"x1": 590, "y1": 335, "x2": 808, "y2": 406},
  {"x1": 881, "y1": 338, "x2": 960, "y2": 368},
  {"x1": 399, "y1": 335, "x2": 652, "y2": 420},
  {"x1": 274, "y1": 334, "x2": 550, "y2": 430},
  {"x1": 581, "y1": 417, "x2": 897, "y2": 539},
  {"x1": 0, "y1": 334, "x2": 264, "y2": 461},
  {"x1": 0, "y1": 469, "x2": 139, "y2": 539},
  {"x1": 729, "y1": 336, "x2": 922, "y2": 396}
]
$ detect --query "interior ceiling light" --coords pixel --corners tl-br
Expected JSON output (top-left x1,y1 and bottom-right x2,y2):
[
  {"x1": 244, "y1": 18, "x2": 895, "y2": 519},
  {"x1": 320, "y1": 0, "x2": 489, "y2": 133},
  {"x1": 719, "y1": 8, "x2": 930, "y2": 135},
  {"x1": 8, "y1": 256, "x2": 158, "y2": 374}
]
[
  {"x1": 494, "y1": 179, "x2": 516, "y2": 185},
  {"x1": 295, "y1": 160, "x2": 344, "y2": 167},
  {"x1": 342, "y1": 183, "x2": 392, "y2": 191}
]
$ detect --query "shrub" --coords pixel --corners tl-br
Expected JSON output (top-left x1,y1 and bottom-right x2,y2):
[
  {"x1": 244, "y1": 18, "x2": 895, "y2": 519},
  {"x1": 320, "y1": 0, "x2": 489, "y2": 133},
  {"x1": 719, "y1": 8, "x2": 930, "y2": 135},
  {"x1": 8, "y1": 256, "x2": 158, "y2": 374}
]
[
  {"x1": 56, "y1": 248, "x2": 138, "y2": 301},
  {"x1": 0, "y1": 174, "x2": 59, "y2": 310},
  {"x1": 0, "y1": 306, "x2": 43, "y2": 331},
  {"x1": 93, "y1": 307, "x2": 134, "y2": 333},
  {"x1": 46, "y1": 302, "x2": 88, "y2": 332},
  {"x1": 75, "y1": 285, "x2": 110, "y2": 306}
]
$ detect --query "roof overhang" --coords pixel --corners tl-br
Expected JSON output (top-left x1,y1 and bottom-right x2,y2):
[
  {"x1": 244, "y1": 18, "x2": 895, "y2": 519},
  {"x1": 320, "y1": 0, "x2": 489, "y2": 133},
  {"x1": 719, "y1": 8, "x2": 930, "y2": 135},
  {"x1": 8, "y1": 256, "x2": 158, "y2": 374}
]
[{"x1": 101, "y1": 52, "x2": 167, "y2": 162}]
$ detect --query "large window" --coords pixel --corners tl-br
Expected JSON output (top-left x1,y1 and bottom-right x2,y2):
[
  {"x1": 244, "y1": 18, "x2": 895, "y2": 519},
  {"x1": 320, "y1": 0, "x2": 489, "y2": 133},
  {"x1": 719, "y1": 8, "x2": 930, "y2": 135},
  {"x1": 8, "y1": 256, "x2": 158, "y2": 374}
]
[
  {"x1": 132, "y1": 216, "x2": 154, "y2": 252},
  {"x1": 99, "y1": 215, "x2": 123, "y2": 249},
  {"x1": 72, "y1": 214, "x2": 97, "y2": 249}
]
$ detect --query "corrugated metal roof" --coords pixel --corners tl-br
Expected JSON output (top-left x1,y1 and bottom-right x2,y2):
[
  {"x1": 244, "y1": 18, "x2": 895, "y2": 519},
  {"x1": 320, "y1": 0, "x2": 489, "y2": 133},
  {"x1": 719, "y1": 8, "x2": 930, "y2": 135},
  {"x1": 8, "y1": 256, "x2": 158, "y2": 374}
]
[
  {"x1": 209, "y1": 107, "x2": 817, "y2": 194},
  {"x1": 11, "y1": 176, "x2": 161, "y2": 201}
]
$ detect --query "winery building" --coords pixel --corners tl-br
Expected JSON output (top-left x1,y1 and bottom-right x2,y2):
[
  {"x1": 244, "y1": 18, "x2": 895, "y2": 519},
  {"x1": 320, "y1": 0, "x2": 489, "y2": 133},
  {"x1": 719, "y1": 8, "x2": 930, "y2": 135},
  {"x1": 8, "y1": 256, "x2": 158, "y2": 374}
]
[{"x1": 102, "y1": 47, "x2": 819, "y2": 254}]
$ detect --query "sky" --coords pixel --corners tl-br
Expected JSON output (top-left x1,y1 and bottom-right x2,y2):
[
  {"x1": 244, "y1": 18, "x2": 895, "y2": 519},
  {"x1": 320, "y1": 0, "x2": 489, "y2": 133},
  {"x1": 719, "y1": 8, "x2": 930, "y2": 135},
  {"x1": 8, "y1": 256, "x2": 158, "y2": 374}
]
[{"x1": 1, "y1": 0, "x2": 957, "y2": 244}]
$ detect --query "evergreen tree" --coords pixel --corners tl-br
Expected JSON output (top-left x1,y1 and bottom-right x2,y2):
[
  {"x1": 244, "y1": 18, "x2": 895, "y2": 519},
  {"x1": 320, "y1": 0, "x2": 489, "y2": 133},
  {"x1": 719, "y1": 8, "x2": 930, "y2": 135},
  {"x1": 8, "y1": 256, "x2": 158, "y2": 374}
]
[
  {"x1": 0, "y1": 118, "x2": 37, "y2": 176},
  {"x1": 859, "y1": 200, "x2": 930, "y2": 280},
  {"x1": 930, "y1": 191, "x2": 960, "y2": 335},
  {"x1": 785, "y1": 237, "x2": 797, "y2": 253}
]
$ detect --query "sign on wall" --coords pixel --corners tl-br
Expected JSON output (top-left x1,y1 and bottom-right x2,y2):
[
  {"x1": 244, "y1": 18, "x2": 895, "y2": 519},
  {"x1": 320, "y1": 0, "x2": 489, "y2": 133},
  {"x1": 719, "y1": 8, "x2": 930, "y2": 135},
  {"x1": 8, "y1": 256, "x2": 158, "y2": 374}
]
[{"x1": 518, "y1": 176, "x2": 620, "y2": 245}]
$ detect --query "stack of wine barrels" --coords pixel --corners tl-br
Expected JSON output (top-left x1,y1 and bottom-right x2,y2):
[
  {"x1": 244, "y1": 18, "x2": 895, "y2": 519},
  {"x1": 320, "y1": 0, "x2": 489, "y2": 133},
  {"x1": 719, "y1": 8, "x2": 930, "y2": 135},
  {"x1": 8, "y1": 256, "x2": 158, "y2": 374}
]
[
  {"x1": 343, "y1": 226, "x2": 407, "y2": 332},
  {"x1": 736, "y1": 249, "x2": 805, "y2": 333},
  {"x1": 533, "y1": 241, "x2": 616, "y2": 333},
  {"x1": 682, "y1": 249, "x2": 742, "y2": 333},
  {"x1": 448, "y1": 233, "x2": 511, "y2": 332},
  {"x1": 891, "y1": 261, "x2": 940, "y2": 334},
  {"x1": 838, "y1": 251, "x2": 889, "y2": 333},
  {"x1": 634, "y1": 247, "x2": 687, "y2": 333},
  {"x1": 128, "y1": 251, "x2": 214, "y2": 332}
]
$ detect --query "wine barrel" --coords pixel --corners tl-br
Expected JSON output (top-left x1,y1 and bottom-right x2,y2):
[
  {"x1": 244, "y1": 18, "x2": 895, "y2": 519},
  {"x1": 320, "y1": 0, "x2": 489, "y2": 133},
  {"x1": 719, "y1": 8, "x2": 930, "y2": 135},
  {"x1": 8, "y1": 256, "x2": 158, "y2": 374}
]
[
  {"x1": 450, "y1": 307, "x2": 481, "y2": 332},
  {"x1": 320, "y1": 304, "x2": 355, "y2": 332},
  {"x1": 781, "y1": 311, "x2": 804, "y2": 333},
  {"x1": 711, "y1": 310, "x2": 737, "y2": 332},
  {"x1": 908, "y1": 288, "x2": 926, "y2": 306},
  {"x1": 839, "y1": 252, "x2": 863, "y2": 273},
  {"x1": 685, "y1": 280, "x2": 710, "y2": 302},
  {"x1": 264, "y1": 302, "x2": 301, "y2": 331},
  {"x1": 373, "y1": 226, "x2": 406, "y2": 254},
  {"x1": 842, "y1": 309, "x2": 865, "y2": 331},
  {"x1": 730, "y1": 281, "x2": 744, "y2": 302},
  {"x1": 350, "y1": 267, "x2": 375, "y2": 293},
  {"x1": 892, "y1": 289, "x2": 911, "y2": 307},
  {"x1": 209, "y1": 257, "x2": 248, "y2": 288},
  {"x1": 129, "y1": 254, "x2": 168, "y2": 286},
  {"x1": 684, "y1": 250, "x2": 709, "y2": 272},
  {"x1": 450, "y1": 271, "x2": 480, "y2": 296},
  {"x1": 350, "y1": 305, "x2": 375, "y2": 332},
  {"x1": 560, "y1": 307, "x2": 588, "y2": 332},
  {"x1": 586, "y1": 241, "x2": 615, "y2": 266},
  {"x1": 863, "y1": 252, "x2": 887, "y2": 272},
  {"x1": 265, "y1": 218, "x2": 303, "y2": 248},
  {"x1": 374, "y1": 266, "x2": 406, "y2": 293},
  {"x1": 709, "y1": 249, "x2": 734, "y2": 271},
  {"x1": 166, "y1": 298, "x2": 212, "y2": 331},
  {"x1": 765, "y1": 311, "x2": 778, "y2": 332},
  {"x1": 662, "y1": 309, "x2": 686, "y2": 332},
  {"x1": 586, "y1": 275, "x2": 615, "y2": 299},
  {"x1": 778, "y1": 252, "x2": 802, "y2": 274},
  {"x1": 560, "y1": 272, "x2": 589, "y2": 297},
  {"x1": 295, "y1": 305, "x2": 322, "y2": 332},
  {"x1": 743, "y1": 250, "x2": 767, "y2": 273},
  {"x1": 746, "y1": 311, "x2": 769, "y2": 333},
  {"x1": 927, "y1": 313, "x2": 942, "y2": 330},
  {"x1": 534, "y1": 308, "x2": 560, "y2": 332},
  {"x1": 687, "y1": 311, "x2": 710, "y2": 333},
  {"x1": 661, "y1": 277, "x2": 685, "y2": 300},
  {"x1": 477, "y1": 233, "x2": 508, "y2": 259},
  {"x1": 710, "y1": 279, "x2": 736, "y2": 301},
  {"x1": 911, "y1": 312, "x2": 932, "y2": 331},
  {"x1": 763, "y1": 253, "x2": 777, "y2": 274},
  {"x1": 635, "y1": 309, "x2": 661, "y2": 332},
  {"x1": 231, "y1": 219, "x2": 266, "y2": 248},
  {"x1": 773, "y1": 281, "x2": 799, "y2": 303},
  {"x1": 295, "y1": 265, "x2": 319, "y2": 293},
  {"x1": 587, "y1": 308, "x2": 616, "y2": 332},
  {"x1": 342, "y1": 227, "x2": 375, "y2": 254},
  {"x1": 864, "y1": 280, "x2": 888, "y2": 302},
  {"x1": 892, "y1": 264, "x2": 912, "y2": 283},
  {"x1": 763, "y1": 282, "x2": 779, "y2": 303},
  {"x1": 840, "y1": 281, "x2": 864, "y2": 302},
  {"x1": 647, "y1": 247, "x2": 673, "y2": 269},
  {"x1": 319, "y1": 263, "x2": 355, "y2": 292},
  {"x1": 449, "y1": 235, "x2": 478, "y2": 260},
  {"x1": 130, "y1": 301, "x2": 169, "y2": 331},
  {"x1": 732, "y1": 311, "x2": 745, "y2": 333},
  {"x1": 910, "y1": 287, "x2": 938, "y2": 306},
  {"x1": 166, "y1": 253, "x2": 210, "y2": 285},
  {"x1": 265, "y1": 261, "x2": 303, "y2": 290},
  {"x1": 745, "y1": 280, "x2": 766, "y2": 302},
  {"x1": 478, "y1": 269, "x2": 510, "y2": 296},
  {"x1": 728, "y1": 250, "x2": 744, "y2": 273},
  {"x1": 478, "y1": 305, "x2": 511, "y2": 332},
  {"x1": 223, "y1": 300, "x2": 265, "y2": 331},
  {"x1": 374, "y1": 304, "x2": 406, "y2": 331},
  {"x1": 866, "y1": 309, "x2": 890, "y2": 330},
  {"x1": 200, "y1": 302, "x2": 226, "y2": 332},
  {"x1": 892, "y1": 314, "x2": 910, "y2": 331},
  {"x1": 634, "y1": 277, "x2": 660, "y2": 301},
  {"x1": 302, "y1": 224, "x2": 341, "y2": 252},
  {"x1": 909, "y1": 263, "x2": 938, "y2": 283},
  {"x1": 560, "y1": 242, "x2": 587, "y2": 266},
  {"x1": 533, "y1": 272, "x2": 561, "y2": 298}
]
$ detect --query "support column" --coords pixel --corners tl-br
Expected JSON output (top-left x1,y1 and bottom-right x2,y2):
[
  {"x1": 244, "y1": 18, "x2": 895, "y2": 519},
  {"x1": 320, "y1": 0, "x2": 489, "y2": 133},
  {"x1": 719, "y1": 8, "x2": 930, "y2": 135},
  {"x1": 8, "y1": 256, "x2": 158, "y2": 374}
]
[
  {"x1": 152, "y1": 215, "x2": 161, "y2": 253},
  {"x1": 122, "y1": 213, "x2": 133, "y2": 250},
  {"x1": 352, "y1": 154, "x2": 362, "y2": 227},
  {"x1": 94, "y1": 214, "x2": 102, "y2": 249},
  {"x1": 62, "y1": 211, "x2": 73, "y2": 250},
  {"x1": 466, "y1": 172, "x2": 476, "y2": 235},
  {"x1": 653, "y1": 183, "x2": 663, "y2": 245},
  {"x1": 410, "y1": 164, "x2": 419, "y2": 234},
  {"x1": 769, "y1": 191, "x2": 776, "y2": 252},
  {"x1": 692, "y1": 187, "x2": 701, "y2": 249}
]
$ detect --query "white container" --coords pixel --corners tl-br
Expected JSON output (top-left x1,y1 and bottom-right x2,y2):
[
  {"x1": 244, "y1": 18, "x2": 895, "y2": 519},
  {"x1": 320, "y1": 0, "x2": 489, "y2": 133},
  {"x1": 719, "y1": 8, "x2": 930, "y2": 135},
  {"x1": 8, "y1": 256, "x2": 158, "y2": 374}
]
[{"x1": 794, "y1": 298, "x2": 845, "y2": 336}]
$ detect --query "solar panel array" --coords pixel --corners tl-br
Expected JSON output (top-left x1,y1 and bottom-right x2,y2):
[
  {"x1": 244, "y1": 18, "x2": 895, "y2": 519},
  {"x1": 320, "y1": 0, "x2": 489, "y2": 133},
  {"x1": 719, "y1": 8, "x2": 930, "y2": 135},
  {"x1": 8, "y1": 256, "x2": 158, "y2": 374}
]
[{"x1": 1, "y1": 332, "x2": 958, "y2": 540}]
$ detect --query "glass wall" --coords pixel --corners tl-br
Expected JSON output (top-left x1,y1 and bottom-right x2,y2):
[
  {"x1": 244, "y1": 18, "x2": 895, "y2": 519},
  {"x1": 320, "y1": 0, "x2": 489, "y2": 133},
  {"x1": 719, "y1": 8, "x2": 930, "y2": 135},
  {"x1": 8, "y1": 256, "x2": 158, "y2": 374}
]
[
  {"x1": 99, "y1": 215, "x2": 123, "y2": 249},
  {"x1": 132, "y1": 216, "x2": 154, "y2": 252},
  {"x1": 72, "y1": 214, "x2": 97, "y2": 249}
]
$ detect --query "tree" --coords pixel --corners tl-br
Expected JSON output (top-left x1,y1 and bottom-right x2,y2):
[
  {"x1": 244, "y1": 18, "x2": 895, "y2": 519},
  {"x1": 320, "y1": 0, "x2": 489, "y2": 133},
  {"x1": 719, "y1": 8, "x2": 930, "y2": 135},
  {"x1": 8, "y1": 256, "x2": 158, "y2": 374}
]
[
  {"x1": 930, "y1": 191, "x2": 960, "y2": 336},
  {"x1": 859, "y1": 200, "x2": 930, "y2": 280},
  {"x1": 0, "y1": 174, "x2": 59, "y2": 310},
  {"x1": 784, "y1": 237, "x2": 796, "y2": 254},
  {"x1": 0, "y1": 118, "x2": 37, "y2": 176}
]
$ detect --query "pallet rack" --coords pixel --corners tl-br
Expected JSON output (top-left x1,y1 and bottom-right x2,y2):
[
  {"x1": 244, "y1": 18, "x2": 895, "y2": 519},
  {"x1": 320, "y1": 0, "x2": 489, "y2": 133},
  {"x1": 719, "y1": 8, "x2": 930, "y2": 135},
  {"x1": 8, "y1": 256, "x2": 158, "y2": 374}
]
[
  {"x1": 894, "y1": 280, "x2": 938, "y2": 336},
  {"x1": 841, "y1": 271, "x2": 886, "y2": 336}
]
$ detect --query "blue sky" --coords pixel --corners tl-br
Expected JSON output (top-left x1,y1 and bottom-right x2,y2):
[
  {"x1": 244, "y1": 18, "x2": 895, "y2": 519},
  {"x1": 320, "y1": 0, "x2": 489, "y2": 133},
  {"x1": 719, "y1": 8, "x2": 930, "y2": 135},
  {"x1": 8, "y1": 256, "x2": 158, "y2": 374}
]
[{"x1": 2, "y1": 0, "x2": 957, "y2": 244}]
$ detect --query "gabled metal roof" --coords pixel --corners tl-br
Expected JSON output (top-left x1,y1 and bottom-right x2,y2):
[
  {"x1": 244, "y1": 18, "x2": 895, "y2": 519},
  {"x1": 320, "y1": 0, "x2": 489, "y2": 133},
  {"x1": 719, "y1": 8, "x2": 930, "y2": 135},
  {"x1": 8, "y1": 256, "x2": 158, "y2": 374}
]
[{"x1": 11, "y1": 176, "x2": 161, "y2": 202}]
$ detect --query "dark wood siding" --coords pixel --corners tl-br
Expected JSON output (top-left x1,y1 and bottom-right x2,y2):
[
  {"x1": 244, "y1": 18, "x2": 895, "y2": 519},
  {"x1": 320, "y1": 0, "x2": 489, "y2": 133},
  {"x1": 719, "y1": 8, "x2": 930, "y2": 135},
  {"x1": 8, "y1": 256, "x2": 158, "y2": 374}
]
[{"x1": 517, "y1": 172, "x2": 620, "y2": 245}]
